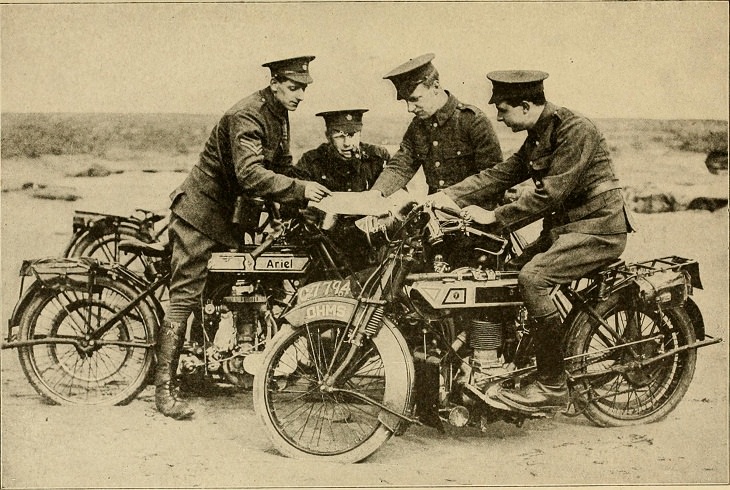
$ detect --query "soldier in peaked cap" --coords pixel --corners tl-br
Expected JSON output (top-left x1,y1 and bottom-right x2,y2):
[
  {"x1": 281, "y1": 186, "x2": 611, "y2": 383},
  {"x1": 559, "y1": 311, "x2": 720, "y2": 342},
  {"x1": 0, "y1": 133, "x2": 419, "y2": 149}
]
[
  {"x1": 367, "y1": 53, "x2": 502, "y2": 207},
  {"x1": 431, "y1": 70, "x2": 635, "y2": 412},
  {"x1": 296, "y1": 109, "x2": 390, "y2": 271},
  {"x1": 156, "y1": 56, "x2": 331, "y2": 420}
]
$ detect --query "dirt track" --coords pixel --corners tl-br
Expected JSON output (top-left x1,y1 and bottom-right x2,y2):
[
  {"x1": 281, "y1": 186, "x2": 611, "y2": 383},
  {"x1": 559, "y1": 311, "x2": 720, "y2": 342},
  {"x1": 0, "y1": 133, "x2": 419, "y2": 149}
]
[{"x1": 1, "y1": 169, "x2": 728, "y2": 487}]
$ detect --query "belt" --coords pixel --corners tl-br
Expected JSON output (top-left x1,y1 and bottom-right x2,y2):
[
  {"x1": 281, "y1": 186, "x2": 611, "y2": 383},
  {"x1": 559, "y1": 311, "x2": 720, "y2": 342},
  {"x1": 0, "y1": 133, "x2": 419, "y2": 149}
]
[
  {"x1": 554, "y1": 180, "x2": 624, "y2": 223},
  {"x1": 582, "y1": 179, "x2": 623, "y2": 201}
]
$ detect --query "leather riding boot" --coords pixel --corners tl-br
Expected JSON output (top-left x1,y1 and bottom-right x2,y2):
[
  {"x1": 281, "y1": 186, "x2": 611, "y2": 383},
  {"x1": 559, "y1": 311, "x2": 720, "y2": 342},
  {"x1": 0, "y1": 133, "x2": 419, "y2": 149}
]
[
  {"x1": 155, "y1": 321, "x2": 195, "y2": 420},
  {"x1": 496, "y1": 313, "x2": 568, "y2": 411}
]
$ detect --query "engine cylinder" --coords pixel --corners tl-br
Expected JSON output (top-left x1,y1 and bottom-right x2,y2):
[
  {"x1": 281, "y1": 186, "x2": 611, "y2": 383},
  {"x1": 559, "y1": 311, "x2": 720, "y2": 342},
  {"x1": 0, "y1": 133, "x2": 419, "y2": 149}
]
[{"x1": 469, "y1": 319, "x2": 502, "y2": 350}]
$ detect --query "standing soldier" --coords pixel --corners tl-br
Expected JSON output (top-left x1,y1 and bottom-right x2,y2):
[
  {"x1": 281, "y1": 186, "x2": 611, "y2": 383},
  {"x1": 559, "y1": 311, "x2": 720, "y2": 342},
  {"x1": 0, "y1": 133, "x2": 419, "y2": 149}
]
[
  {"x1": 436, "y1": 70, "x2": 634, "y2": 412},
  {"x1": 368, "y1": 53, "x2": 502, "y2": 207},
  {"x1": 157, "y1": 56, "x2": 331, "y2": 420},
  {"x1": 296, "y1": 109, "x2": 390, "y2": 271}
]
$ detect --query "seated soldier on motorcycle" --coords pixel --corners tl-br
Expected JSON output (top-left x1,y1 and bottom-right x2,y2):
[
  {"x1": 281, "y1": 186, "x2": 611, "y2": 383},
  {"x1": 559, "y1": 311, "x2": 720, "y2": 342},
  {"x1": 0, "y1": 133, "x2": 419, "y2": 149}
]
[
  {"x1": 157, "y1": 56, "x2": 331, "y2": 420},
  {"x1": 427, "y1": 70, "x2": 635, "y2": 412},
  {"x1": 295, "y1": 109, "x2": 390, "y2": 272}
]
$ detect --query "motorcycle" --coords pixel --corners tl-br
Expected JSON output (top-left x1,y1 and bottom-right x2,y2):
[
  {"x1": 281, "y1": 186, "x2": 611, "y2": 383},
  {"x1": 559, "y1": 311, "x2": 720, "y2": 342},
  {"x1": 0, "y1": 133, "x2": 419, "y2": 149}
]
[
  {"x1": 252, "y1": 201, "x2": 721, "y2": 463},
  {"x1": 2, "y1": 201, "x2": 370, "y2": 405},
  {"x1": 64, "y1": 208, "x2": 169, "y2": 267}
]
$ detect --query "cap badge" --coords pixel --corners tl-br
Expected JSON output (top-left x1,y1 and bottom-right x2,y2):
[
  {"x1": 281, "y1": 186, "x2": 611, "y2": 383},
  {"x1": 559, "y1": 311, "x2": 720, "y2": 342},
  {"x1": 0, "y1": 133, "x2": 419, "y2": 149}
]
[
  {"x1": 302, "y1": 63, "x2": 308, "y2": 70},
  {"x1": 346, "y1": 114, "x2": 353, "y2": 121}
]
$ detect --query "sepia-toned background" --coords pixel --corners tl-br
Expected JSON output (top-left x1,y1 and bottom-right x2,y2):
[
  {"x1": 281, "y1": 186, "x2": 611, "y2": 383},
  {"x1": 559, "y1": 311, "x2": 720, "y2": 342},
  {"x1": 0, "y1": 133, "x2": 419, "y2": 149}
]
[{"x1": 1, "y1": 2, "x2": 728, "y2": 488}]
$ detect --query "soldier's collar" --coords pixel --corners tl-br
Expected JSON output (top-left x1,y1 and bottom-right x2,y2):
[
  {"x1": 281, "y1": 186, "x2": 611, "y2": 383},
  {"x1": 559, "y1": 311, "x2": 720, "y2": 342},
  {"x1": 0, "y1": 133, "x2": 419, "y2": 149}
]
[
  {"x1": 261, "y1": 86, "x2": 289, "y2": 119},
  {"x1": 430, "y1": 91, "x2": 459, "y2": 127},
  {"x1": 528, "y1": 101, "x2": 558, "y2": 138}
]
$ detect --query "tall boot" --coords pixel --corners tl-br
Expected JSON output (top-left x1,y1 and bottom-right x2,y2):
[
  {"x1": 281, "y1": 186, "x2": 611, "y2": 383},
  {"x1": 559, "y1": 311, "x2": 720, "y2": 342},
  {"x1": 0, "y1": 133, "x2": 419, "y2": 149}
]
[
  {"x1": 155, "y1": 320, "x2": 194, "y2": 419},
  {"x1": 496, "y1": 313, "x2": 568, "y2": 411}
]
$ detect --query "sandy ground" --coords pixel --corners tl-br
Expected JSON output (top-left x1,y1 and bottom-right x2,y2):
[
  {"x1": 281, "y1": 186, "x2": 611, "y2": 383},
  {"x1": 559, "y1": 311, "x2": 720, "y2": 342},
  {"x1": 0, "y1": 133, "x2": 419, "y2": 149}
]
[{"x1": 1, "y1": 167, "x2": 728, "y2": 487}]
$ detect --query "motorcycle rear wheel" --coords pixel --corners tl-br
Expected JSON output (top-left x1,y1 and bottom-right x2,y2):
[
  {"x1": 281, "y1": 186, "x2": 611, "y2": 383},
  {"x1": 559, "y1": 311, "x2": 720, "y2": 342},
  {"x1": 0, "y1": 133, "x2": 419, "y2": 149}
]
[
  {"x1": 17, "y1": 276, "x2": 157, "y2": 405},
  {"x1": 567, "y1": 292, "x2": 696, "y2": 427},
  {"x1": 253, "y1": 320, "x2": 412, "y2": 463}
]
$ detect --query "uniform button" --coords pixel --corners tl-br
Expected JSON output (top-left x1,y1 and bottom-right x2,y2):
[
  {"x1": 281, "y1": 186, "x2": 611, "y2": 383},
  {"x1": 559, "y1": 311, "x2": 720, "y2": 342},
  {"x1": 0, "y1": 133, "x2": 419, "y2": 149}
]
[
  {"x1": 535, "y1": 141, "x2": 540, "y2": 146},
  {"x1": 438, "y1": 180, "x2": 445, "y2": 186},
  {"x1": 456, "y1": 150, "x2": 461, "y2": 156},
  {"x1": 322, "y1": 175, "x2": 327, "y2": 179},
  {"x1": 529, "y1": 161, "x2": 533, "y2": 167},
  {"x1": 347, "y1": 188, "x2": 352, "y2": 191},
  {"x1": 433, "y1": 141, "x2": 438, "y2": 147},
  {"x1": 434, "y1": 161, "x2": 441, "y2": 168},
  {"x1": 261, "y1": 97, "x2": 265, "y2": 102},
  {"x1": 432, "y1": 122, "x2": 438, "y2": 128}
]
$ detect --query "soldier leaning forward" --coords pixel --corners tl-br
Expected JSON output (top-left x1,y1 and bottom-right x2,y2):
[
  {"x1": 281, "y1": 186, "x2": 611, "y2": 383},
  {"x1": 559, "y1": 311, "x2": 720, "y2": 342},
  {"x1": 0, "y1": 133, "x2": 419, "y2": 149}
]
[
  {"x1": 156, "y1": 56, "x2": 331, "y2": 421},
  {"x1": 370, "y1": 53, "x2": 503, "y2": 202}
]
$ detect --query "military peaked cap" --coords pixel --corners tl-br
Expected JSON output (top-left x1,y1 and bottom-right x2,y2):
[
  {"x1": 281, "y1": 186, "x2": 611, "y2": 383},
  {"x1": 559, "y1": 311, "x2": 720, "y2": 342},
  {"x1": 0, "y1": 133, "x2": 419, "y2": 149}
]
[
  {"x1": 383, "y1": 53, "x2": 439, "y2": 100},
  {"x1": 263, "y1": 56, "x2": 316, "y2": 85},
  {"x1": 486, "y1": 70, "x2": 548, "y2": 104},
  {"x1": 316, "y1": 109, "x2": 368, "y2": 133}
]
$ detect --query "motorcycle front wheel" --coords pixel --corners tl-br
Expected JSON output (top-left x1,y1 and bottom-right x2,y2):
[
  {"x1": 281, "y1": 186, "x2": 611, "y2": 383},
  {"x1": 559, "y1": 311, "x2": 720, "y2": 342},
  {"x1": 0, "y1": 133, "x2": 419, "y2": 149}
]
[
  {"x1": 253, "y1": 320, "x2": 413, "y2": 463},
  {"x1": 567, "y1": 291, "x2": 696, "y2": 427},
  {"x1": 17, "y1": 276, "x2": 157, "y2": 405}
]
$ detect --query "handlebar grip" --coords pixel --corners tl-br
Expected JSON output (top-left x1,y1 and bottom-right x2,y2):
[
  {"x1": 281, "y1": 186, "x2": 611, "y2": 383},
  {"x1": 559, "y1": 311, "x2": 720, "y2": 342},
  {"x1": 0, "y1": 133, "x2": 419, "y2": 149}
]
[
  {"x1": 249, "y1": 234, "x2": 277, "y2": 260},
  {"x1": 249, "y1": 223, "x2": 285, "y2": 259}
]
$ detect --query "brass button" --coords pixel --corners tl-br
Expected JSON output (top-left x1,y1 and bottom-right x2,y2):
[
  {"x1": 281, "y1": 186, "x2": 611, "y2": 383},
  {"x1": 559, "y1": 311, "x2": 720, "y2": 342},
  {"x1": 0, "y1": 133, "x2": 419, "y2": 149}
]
[
  {"x1": 434, "y1": 161, "x2": 441, "y2": 168},
  {"x1": 456, "y1": 150, "x2": 461, "y2": 156},
  {"x1": 433, "y1": 122, "x2": 438, "y2": 128},
  {"x1": 438, "y1": 180, "x2": 445, "y2": 186},
  {"x1": 433, "y1": 141, "x2": 438, "y2": 147}
]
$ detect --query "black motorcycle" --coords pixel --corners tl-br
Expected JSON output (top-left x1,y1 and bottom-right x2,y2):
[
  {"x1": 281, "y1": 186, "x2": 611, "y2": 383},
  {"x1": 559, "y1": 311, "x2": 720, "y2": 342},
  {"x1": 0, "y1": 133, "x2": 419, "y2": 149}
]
[
  {"x1": 253, "y1": 202, "x2": 720, "y2": 462},
  {"x1": 2, "y1": 204, "x2": 369, "y2": 405}
]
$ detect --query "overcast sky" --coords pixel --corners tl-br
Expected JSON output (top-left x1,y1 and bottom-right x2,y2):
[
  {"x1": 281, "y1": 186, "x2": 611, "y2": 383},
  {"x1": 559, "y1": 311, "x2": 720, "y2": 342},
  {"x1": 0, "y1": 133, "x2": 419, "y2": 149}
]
[{"x1": 1, "y1": 2, "x2": 728, "y2": 122}]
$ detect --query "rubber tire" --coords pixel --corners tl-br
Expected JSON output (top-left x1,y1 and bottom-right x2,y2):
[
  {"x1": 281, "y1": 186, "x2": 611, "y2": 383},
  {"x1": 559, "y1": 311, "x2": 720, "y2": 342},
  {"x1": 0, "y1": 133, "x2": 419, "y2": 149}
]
[
  {"x1": 253, "y1": 320, "x2": 413, "y2": 463},
  {"x1": 17, "y1": 276, "x2": 158, "y2": 405},
  {"x1": 566, "y1": 292, "x2": 696, "y2": 427}
]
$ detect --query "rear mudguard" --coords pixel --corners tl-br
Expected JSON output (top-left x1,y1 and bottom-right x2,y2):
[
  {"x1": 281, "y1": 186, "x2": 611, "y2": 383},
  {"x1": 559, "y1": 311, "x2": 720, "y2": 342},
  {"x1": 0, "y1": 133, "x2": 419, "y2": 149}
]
[
  {"x1": 562, "y1": 283, "x2": 707, "y2": 345},
  {"x1": 683, "y1": 297, "x2": 705, "y2": 341},
  {"x1": 282, "y1": 297, "x2": 415, "y2": 433},
  {"x1": 6, "y1": 259, "x2": 164, "y2": 344}
]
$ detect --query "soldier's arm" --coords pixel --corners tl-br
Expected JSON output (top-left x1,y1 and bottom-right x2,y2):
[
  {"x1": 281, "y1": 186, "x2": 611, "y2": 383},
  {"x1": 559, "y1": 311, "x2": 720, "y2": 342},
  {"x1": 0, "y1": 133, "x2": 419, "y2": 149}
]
[
  {"x1": 494, "y1": 117, "x2": 602, "y2": 230},
  {"x1": 443, "y1": 147, "x2": 529, "y2": 207},
  {"x1": 370, "y1": 124, "x2": 420, "y2": 197},
  {"x1": 230, "y1": 112, "x2": 307, "y2": 204}
]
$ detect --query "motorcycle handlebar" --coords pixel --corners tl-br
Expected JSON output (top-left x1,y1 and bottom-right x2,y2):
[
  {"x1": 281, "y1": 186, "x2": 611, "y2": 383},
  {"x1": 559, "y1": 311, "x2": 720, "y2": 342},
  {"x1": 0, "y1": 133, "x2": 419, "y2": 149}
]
[{"x1": 249, "y1": 222, "x2": 285, "y2": 259}]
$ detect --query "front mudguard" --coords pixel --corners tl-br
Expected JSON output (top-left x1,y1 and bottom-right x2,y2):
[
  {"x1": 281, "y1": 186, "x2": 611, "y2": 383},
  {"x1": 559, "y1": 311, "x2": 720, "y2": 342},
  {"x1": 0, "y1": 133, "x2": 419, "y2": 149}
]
[{"x1": 282, "y1": 297, "x2": 415, "y2": 434}]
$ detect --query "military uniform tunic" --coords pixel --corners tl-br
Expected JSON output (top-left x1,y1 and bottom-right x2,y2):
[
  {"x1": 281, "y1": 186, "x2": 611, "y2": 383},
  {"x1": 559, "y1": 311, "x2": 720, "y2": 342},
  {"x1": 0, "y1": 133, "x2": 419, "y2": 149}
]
[
  {"x1": 371, "y1": 93, "x2": 502, "y2": 197},
  {"x1": 295, "y1": 142, "x2": 390, "y2": 272},
  {"x1": 444, "y1": 102, "x2": 633, "y2": 318},
  {"x1": 444, "y1": 102, "x2": 633, "y2": 236},
  {"x1": 171, "y1": 86, "x2": 307, "y2": 249},
  {"x1": 165, "y1": 87, "x2": 309, "y2": 323},
  {"x1": 295, "y1": 142, "x2": 389, "y2": 192}
]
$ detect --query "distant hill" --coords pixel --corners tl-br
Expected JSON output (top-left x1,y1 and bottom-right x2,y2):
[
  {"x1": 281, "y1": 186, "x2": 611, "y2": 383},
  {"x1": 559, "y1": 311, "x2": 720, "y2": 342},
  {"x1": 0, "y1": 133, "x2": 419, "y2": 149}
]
[{"x1": 1, "y1": 112, "x2": 727, "y2": 163}]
